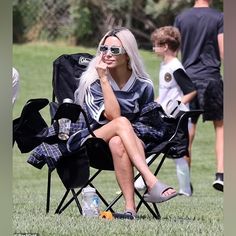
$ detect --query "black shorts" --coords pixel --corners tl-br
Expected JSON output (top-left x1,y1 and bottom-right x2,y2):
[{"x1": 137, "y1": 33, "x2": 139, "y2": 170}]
[{"x1": 190, "y1": 76, "x2": 223, "y2": 124}]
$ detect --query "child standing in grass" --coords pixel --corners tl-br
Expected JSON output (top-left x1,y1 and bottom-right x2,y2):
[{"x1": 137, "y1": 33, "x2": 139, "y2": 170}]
[
  {"x1": 153, "y1": 26, "x2": 197, "y2": 196},
  {"x1": 135, "y1": 26, "x2": 197, "y2": 196}
]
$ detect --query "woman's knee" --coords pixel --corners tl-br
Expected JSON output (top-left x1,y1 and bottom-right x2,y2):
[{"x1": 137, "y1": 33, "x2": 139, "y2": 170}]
[{"x1": 113, "y1": 116, "x2": 132, "y2": 131}]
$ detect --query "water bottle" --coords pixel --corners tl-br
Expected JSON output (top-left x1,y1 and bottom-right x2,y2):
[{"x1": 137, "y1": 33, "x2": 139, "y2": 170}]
[
  {"x1": 81, "y1": 186, "x2": 100, "y2": 217},
  {"x1": 58, "y1": 98, "x2": 73, "y2": 140}
]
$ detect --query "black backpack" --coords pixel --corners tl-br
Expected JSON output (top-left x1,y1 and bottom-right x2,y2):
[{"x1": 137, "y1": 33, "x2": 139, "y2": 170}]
[{"x1": 52, "y1": 53, "x2": 94, "y2": 104}]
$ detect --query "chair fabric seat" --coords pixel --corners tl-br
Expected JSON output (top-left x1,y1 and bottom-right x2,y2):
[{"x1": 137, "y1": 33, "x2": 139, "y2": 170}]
[{"x1": 56, "y1": 145, "x2": 90, "y2": 189}]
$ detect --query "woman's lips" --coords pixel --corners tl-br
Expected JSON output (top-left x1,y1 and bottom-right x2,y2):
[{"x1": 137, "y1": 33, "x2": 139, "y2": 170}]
[{"x1": 105, "y1": 60, "x2": 115, "y2": 64}]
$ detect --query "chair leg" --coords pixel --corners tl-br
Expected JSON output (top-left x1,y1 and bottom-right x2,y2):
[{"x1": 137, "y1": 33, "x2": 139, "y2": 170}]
[
  {"x1": 71, "y1": 189, "x2": 82, "y2": 214},
  {"x1": 46, "y1": 169, "x2": 51, "y2": 214},
  {"x1": 55, "y1": 169, "x2": 104, "y2": 214},
  {"x1": 55, "y1": 189, "x2": 70, "y2": 214},
  {"x1": 153, "y1": 153, "x2": 167, "y2": 176},
  {"x1": 55, "y1": 189, "x2": 83, "y2": 215},
  {"x1": 105, "y1": 192, "x2": 123, "y2": 212},
  {"x1": 135, "y1": 189, "x2": 160, "y2": 219},
  {"x1": 152, "y1": 203, "x2": 161, "y2": 219},
  {"x1": 89, "y1": 183, "x2": 115, "y2": 213}
]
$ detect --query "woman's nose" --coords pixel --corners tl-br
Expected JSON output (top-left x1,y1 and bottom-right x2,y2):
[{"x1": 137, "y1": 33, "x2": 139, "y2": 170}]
[{"x1": 106, "y1": 50, "x2": 113, "y2": 56}]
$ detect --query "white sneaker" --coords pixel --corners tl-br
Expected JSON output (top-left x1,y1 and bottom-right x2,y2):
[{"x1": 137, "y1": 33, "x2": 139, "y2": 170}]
[{"x1": 134, "y1": 175, "x2": 146, "y2": 191}]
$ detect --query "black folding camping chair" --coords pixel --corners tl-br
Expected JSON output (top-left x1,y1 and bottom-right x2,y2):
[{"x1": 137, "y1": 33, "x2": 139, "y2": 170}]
[{"x1": 44, "y1": 53, "x2": 202, "y2": 219}]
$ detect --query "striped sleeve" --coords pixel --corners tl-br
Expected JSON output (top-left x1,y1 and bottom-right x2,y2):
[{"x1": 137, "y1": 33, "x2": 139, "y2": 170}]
[{"x1": 84, "y1": 82, "x2": 108, "y2": 124}]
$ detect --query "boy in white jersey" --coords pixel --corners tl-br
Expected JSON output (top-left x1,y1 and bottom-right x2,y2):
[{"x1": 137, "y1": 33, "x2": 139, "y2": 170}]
[
  {"x1": 135, "y1": 26, "x2": 196, "y2": 196},
  {"x1": 154, "y1": 26, "x2": 197, "y2": 196}
]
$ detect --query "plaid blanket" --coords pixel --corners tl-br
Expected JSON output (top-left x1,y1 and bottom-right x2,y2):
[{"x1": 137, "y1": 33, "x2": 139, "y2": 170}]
[
  {"x1": 27, "y1": 120, "x2": 87, "y2": 171},
  {"x1": 27, "y1": 102, "x2": 185, "y2": 171}
]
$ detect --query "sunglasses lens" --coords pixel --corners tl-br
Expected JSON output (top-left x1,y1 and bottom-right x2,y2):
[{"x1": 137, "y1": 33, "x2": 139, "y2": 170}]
[
  {"x1": 99, "y1": 45, "x2": 108, "y2": 52},
  {"x1": 110, "y1": 47, "x2": 120, "y2": 55}
]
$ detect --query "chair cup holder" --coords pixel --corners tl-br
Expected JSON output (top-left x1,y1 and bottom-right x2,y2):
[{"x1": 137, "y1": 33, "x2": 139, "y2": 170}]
[{"x1": 53, "y1": 103, "x2": 82, "y2": 122}]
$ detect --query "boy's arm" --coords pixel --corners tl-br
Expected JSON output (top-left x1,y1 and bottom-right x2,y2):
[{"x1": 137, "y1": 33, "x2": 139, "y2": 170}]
[
  {"x1": 181, "y1": 90, "x2": 197, "y2": 104},
  {"x1": 173, "y1": 68, "x2": 197, "y2": 104}
]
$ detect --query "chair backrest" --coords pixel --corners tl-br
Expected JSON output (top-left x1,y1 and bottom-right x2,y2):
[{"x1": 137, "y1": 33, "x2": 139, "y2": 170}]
[
  {"x1": 52, "y1": 53, "x2": 94, "y2": 104},
  {"x1": 51, "y1": 52, "x2": 104, "y2": 189}
]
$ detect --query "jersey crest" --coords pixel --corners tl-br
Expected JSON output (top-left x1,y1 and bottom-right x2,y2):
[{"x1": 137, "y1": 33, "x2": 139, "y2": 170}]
[{"x1": 164, "y1": 72, "x2": 172, "y2": 82}]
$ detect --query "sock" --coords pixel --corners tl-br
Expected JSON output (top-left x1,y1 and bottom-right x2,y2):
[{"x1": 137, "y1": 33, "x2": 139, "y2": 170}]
[
  {"x1": 174, "y1": 157, "x2": 191, "y2": 195},
  {"x1": 215, "y1": 172, "x2": 224, "y2": 181}
]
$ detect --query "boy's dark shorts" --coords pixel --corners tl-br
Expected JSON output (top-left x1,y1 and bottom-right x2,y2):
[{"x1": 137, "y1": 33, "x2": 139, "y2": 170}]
[{"x1": 190, "y1": 77, "x2": 223, "y2": 124}]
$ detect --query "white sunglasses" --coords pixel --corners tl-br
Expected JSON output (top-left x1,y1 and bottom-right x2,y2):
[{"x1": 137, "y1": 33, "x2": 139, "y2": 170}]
[{"x1": 99, "y1": 45, "x2": 126, "y2": 55}]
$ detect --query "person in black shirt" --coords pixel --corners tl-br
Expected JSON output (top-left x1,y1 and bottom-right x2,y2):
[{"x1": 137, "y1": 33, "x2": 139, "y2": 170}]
[{"x1": 174, "y1": 0, "x2": 224, "y2": 191}]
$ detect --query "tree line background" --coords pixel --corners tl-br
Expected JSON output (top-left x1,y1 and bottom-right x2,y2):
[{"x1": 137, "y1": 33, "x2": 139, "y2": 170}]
[{"x1": 13, "y1": 0, "x2": 223, "y2": 49}]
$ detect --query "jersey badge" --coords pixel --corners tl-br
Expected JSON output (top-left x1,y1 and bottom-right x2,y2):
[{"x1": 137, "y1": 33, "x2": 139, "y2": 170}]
[{"x1": 164, "y1": 72, "x2": 172, "y2": 82}]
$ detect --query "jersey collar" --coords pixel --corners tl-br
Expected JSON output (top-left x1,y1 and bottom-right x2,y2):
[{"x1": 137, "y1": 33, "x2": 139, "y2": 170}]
[{"x1": 108, "y1": 72, "x2": 136, "y2": 91}]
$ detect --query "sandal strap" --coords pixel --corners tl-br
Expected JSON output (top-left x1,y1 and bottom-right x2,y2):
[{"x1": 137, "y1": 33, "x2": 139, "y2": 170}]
[{"x1": 124, "y1": 209, "x2": 137, "y2": 217}]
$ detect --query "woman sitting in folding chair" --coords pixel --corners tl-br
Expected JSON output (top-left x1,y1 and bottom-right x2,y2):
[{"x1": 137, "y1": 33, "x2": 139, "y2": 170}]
[{"x1": 67, "y1": 27, "x2": 178, "y2": 218}]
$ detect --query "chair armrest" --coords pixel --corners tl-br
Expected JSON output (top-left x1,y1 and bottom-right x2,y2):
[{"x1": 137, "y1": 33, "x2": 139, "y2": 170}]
[{"x1": 169, "y1": 109, "x2": 203, "y2": 142}]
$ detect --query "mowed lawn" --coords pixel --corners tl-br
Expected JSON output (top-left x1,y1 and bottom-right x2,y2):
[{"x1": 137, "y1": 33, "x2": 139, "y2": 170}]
[{"x1": 13, "y1": 43, "x2": 223, "y2": 236}]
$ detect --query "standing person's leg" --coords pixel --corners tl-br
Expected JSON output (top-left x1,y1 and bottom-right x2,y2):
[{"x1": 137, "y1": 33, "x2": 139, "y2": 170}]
[
  {"x1": 214, "y1": 120, "x2": 224, "y2": 173},
  {"x1": 174, "y1": 119, "x2": 197, "y2": 196},
  {"x1": 185, "y1": 122, "x2": 197, "y2": 167},
  {"x1": 203, "y1": 78, "x2": 224, "y2": 191},
  {"x1": 212, "y1": 119, "x2": 224, "y2": 191},
  {"x1": 174, "y1": 157, "x2": 191, "y2": 196}
]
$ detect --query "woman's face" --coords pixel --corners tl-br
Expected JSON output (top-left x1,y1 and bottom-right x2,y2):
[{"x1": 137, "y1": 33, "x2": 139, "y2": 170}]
[{"x1": 99, "y1": 36, "x2": 128, "y2": 69}]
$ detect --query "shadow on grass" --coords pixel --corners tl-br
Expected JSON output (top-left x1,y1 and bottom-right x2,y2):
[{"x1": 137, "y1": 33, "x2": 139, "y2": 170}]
[{"x1": 136, "y1": 214, "x2": 199, "y2": 222}]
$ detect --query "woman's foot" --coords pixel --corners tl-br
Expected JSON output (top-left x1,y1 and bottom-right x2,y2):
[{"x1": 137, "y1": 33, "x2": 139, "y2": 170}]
[
  {"x1": 124, "y1": 209, "x2": 137, "y2": 219},
  {"x1": 144, "y1": 181, "x2": 178, "y2": 203}
]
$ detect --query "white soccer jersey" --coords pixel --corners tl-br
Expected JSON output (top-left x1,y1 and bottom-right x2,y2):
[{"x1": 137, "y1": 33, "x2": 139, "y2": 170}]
[{"x1": 158, "y1": 57, "x2": 188, "y2": 112}]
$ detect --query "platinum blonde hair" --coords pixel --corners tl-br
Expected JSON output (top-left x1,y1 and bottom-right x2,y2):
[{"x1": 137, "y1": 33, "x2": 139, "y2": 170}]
[{"x1": 74, "y1": 27, "x2": 150, "y2": 105}]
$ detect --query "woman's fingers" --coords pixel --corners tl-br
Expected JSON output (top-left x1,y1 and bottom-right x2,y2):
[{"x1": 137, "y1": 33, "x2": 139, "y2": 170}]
[{"x1": 96, "y1": 54, "x2": 107, "y2": 78}]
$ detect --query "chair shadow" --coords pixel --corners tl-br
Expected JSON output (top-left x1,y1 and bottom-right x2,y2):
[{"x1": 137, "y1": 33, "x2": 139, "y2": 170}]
[{"x1": 137, "y1": 214, "x2": 197, "y2": 222}]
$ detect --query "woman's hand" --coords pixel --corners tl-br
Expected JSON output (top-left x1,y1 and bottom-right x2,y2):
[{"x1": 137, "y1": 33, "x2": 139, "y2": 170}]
[
  {"x1": 95, "y1": 55, "x2": 121, "y2": 120},
  {"x1": 96, "y1": 55, "x2": 108, "y2": 81}
]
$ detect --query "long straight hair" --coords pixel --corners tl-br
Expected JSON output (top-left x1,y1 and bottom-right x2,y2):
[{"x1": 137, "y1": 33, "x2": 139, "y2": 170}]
[{"x1": 74, "y1": 27, "x2": 151, "y2": 105}]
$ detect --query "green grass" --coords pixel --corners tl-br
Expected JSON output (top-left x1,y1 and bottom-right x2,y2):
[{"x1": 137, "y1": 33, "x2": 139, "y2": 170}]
[{"x1": 13, "y1": 43, "x2": 223, "y2": 236}]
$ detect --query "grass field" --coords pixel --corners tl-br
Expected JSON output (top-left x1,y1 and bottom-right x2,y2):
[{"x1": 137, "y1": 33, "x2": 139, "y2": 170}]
[{"x1": 13, "y1": 43, "x2": 223, "y2": 236}]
